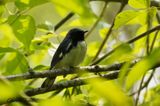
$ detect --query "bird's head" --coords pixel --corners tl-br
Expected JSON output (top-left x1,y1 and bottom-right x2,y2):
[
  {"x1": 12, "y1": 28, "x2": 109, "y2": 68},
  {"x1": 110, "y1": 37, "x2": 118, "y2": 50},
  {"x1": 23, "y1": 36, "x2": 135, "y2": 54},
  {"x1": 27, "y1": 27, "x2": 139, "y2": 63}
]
[{"x1": 67, "y1": 28, "x2": 88, "y2": 42}]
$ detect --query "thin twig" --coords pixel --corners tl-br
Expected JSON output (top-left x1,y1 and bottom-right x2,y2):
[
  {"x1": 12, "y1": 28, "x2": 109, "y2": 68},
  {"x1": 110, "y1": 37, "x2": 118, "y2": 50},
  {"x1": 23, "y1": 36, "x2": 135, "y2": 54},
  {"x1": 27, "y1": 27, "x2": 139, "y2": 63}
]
[
  {"x1": 85, "y1": 2, "x2": 108, "y2": 38},
  {"x1": 135, "y1": 74, "x2": 145, "y2": 106},
  {"x1": 129, "y1": 69, "x2": 156, "y2": 96},
  {"x1": 135, "y1": 8, "x2": 152, "y2": 105},
  {"x1": 91, "y1": 24, "x2": 160, "y2": 65},
  {"x1": 150, "y1": 13, "x2": 160, "y2": 51},
  {"x1": 54, "y1": 12, "x2": 74, "y2": 31},
  {"x1": 92, "y1": 3, "x2": 125, "y2": 62},
  {"x1": 150, "y1": 31, "x2": 159, "y2": 52}
]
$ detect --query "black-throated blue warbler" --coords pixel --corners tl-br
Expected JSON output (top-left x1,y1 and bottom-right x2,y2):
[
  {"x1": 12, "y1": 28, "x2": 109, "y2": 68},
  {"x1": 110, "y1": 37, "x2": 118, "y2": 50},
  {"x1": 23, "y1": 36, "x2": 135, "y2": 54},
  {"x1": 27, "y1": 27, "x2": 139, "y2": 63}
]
[{"x1": 41, "y1": 28, "x2": 87, "y2": 88}]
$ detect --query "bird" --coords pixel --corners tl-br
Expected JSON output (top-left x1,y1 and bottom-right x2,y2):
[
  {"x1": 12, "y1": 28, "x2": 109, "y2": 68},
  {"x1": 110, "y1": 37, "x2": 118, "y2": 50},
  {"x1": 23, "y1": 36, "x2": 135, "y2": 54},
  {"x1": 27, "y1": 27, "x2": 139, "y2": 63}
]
[{"x1": 41, "y1": 28, "x2": 87, "y2": 88}]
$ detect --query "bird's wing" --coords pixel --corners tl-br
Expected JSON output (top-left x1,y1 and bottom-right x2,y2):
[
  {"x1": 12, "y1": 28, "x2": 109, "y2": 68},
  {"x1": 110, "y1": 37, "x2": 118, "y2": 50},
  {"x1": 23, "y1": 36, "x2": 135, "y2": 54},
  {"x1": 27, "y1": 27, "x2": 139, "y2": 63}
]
[{"x1": 50, "y1": 37, "x2": 73, "y2": 69}]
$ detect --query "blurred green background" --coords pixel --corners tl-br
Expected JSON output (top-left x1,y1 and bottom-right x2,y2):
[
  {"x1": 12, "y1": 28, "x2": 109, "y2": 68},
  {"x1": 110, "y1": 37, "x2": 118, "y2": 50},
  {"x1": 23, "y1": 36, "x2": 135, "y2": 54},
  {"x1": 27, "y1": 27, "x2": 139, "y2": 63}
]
[{"x1": 0, "y1": 0, "x2": 160, "y2": 106}]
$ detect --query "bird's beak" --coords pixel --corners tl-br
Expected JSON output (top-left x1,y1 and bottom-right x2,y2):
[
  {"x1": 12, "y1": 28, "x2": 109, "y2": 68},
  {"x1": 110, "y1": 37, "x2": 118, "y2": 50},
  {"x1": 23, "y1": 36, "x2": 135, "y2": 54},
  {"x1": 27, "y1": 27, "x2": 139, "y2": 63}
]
[{"x1": 84, "y1": 30, "x2": 88, "y2": 33}]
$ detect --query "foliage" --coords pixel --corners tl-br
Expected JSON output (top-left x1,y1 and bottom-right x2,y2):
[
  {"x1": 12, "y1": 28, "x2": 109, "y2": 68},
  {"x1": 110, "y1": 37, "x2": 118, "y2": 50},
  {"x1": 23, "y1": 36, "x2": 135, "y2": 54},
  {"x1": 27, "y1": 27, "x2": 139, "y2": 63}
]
[{"x1": 0, "y1": 0, "x2": 160, "y2": 106}]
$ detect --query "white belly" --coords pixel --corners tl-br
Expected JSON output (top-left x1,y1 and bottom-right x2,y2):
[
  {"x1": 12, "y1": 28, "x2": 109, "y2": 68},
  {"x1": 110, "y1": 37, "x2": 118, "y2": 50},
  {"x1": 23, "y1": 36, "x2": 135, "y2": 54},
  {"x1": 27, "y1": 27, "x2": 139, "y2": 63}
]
[{"x1": 55, "y1": 41, "x2": 87, "y2": 68}]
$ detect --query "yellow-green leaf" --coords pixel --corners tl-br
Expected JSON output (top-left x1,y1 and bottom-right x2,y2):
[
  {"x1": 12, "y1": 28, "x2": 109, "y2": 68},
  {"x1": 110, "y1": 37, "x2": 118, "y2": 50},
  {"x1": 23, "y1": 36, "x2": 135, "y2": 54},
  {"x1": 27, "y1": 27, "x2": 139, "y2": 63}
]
[
  {"x1": 88, "y1": 78, "x2": 133, "y2": 106},
  {"x1": 0, "y1": 24, "x2": 15, "y2": 47},
  {"x1": 15, "y1": 0, "x2": 49, "y2": 10},
  {"x1": 128, "y1": 0, "x2": 150, "y2": 9},
  {"x1": 10, "y1": 15, "x2": 36, "y2": 49},
  {"x1": 101, "y1": 44, "x2": 134, "y2": 64},
  {"x1": 0, "y1": 81, "x2": 18, "y2": 103},
  {"x1": 99, "y1": 28, "x2": 109, "y2": 39},
  {"x1": 87, "y1": 42, "x2": 100, "y2": 57},
  {"x1": 126, "y1": 49, "x2": 160, "y2": 90},
  {"x1": 114, "y1": 10, "x2": 139, "y2": 29},
  {"x1": 51, "y1": 0, "x2": 94, "y2": 18}
]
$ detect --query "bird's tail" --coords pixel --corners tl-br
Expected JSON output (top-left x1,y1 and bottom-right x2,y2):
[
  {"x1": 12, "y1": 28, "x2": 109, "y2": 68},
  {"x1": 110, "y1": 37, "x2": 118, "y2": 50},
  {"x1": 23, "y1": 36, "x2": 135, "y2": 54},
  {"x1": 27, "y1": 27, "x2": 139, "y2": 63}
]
[{"x1": 41, "y1": 77, "x2": 56, "y2": 88}]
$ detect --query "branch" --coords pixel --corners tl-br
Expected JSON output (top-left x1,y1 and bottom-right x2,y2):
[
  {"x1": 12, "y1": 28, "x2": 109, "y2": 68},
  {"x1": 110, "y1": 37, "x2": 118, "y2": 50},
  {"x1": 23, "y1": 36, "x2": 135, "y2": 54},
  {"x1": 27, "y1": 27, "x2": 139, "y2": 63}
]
[
  {"x1": 5, "y1": 71, "x2": 119, "y2": 104},
  {"x1": 91, "y1": 24, "x2": 160, "y2": 65},
  {"x1": 5, "y1": 64, "x2": 124, "y2": 81},
  {"x1": 4, "y1": 59, "x2": 160, "y2": 81},
  {"x1": 54, "y1": 12, "x2": 74, "y2": 31},
  {"x1": 3, "y1": 62, "x2": 160, "y2": 104}
]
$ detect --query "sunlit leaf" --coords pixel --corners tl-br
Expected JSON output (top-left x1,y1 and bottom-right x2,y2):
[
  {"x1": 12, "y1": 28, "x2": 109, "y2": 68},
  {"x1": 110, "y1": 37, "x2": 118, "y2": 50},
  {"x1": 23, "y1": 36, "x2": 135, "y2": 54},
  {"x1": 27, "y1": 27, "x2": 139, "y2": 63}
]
[
  {"x1": 0, "y1": 47, "x2": 29, "y2": 74},
  {"x1": 28, "y1": 49, "x2": 48, "y2": 65},
  {"x1": 9, "y1": 15, "x2": 36, "y2": 49},
  {"x1": 0, "y1": 24, "x2": 15, "y2": 47},
  {"x1": 15, "y1": 0, "x2": 49, "y2": 10},
  {"x1": 54, "y1": 5, "x2": 68, "y2": 16},
  {"x1": 101, "y1": 44, "x2": 134, "y2": 64},
  {"x1": 126, "y1": 49, "x2": 160, "y2": 90},
  {"x1": 51, "y1": 0, "x2": 94, "y2": 18},
  {"x1": 128, "y1": 0, "x2": 150, "y2": 9},
  {"x1": 114, "y1": 10, "x2": 139, "y2": 29},
  {"x1": 99, "y1": 28, "x2": 109, "y2": 39},
  {"x1": 114, "y1": 7, "x2": 156, "y2": 29},
  {"x1": 33, "y1": 65, "x2": 49, "y2": 71},
  {"x1": 0, "y1": 80, "x2": 18, "y2": 103},
  {"x1": 143, "y1": 85, "x2": 160, "y2": 106},
  {"x1": 88, "y1": 78, "x2": 133, "y2": 106},
  {"x1": 0, "y1": 47, "x2": 16, "y2": 53},
  {"x1": 69, "y1": 19, "x2": 83, "y2": 27},
  {"x1": 39, "y1": 96, "x2": 73, "y2": 106},
  {"x1": 30, "y1": 34, "x2": 52, "y2": 50},
  {"x1": 5, "y1": 52, "x2": 29, "y2": 74},
  {"x1": 118, "y1": 62, "x2": 131, "y2": 85},
  {"x1": 0, "y1": 5, "x2": 4, "y2": 16},
  {"x1": 87, "y1": 42, "x2": 100, "y2": 57},
  {"x1": 37, "y1": 21, "x2": 54, "y2": 31}
]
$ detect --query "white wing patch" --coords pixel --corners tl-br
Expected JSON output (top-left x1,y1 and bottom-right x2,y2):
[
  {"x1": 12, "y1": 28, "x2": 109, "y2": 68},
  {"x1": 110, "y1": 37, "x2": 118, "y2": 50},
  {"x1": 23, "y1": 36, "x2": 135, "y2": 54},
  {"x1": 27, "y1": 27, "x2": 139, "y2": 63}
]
[
  {"x1": 66, "y1": 42, "x2": 72, "y2": 50},
  {"x1": 59, "y1": 52, "x2": 63, "y2": 58}
]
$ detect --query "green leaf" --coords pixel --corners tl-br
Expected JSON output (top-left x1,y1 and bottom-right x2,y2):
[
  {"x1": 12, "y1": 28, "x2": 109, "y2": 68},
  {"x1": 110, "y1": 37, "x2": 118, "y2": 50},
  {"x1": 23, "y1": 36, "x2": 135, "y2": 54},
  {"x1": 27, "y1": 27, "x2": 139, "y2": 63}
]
[
  {"x1": 0, "y1": 81, "x2": 18, "y2": 103},
  {"x1": 0, "y1": 47, "x2": 29, "y2": 74},
  {"x1": 114, "y1": 7, "x2": 157, "y2": 29},
  {"x1": 0, "y1": 47, "x2": 16, "y2": 53},
  {"x1": 129, "y1": 0, "x2": 150, "y2": 9},
  {"x1": 0, "y1": 5, "x2": 4, "y2": 16},
  {"x1": 88, "y1": 78, "x2": 133, "y2": 106},
  {"x1": 51, "y1": 0, "x2": 94, "y2": 18},
  {"x1": 30, "y1": 34, "x2": 52, "y2": 50},
  {"x1": 126, "y1": 49, "x2": 160, "y2": 90},
  {"x1": 118, "y1": 62, "x2": 131, "y2": 85},
  {"x1": 15, "y1": 0, "x2": 49, "y2": 10},
  {"x1": 99, "y1": 28, "x2": 109, "y2": 39},
  {"x1": 39, "y1": 96, "x2": 72, "y2": 106},
  {"x1": 5, "y1": 52, "x2": 29, "y2": 74},
  {"x1": 114, "y1": 10, "x2": 139, "y2": 29},
  {"x1": 10, "y1": 15, "x2": 36, "y2": 49},
  {"x1": 87, "y1": 42, "x2": 100, "y2": 57},
  {"x1": 54, "y1": 5, "x2": 68, "y2": 16},
  {"x1": 101, "y1": 44, "x2": 134, "y2": 64},
  {"x1": 33, "y1": 65, "x2": 49, "y2": 71},
  {"x1": 0, "y1": 24, "x2": 15, "y2": 47}
]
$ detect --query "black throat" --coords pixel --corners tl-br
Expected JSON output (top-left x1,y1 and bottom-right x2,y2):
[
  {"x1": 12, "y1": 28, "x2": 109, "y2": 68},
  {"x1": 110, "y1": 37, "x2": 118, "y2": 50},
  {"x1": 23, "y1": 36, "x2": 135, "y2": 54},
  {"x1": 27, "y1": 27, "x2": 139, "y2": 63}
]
[{"x1": 71, "y1": 35, "x2": 84, "y2": 47}]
